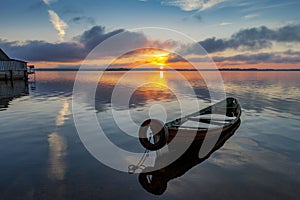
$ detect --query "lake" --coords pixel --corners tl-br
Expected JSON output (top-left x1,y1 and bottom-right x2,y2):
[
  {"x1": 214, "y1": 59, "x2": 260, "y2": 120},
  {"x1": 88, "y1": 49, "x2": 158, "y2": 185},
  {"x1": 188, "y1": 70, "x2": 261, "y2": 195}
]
[{"x1": 0, "y1": 71, "x2": 299, "y2": 199}]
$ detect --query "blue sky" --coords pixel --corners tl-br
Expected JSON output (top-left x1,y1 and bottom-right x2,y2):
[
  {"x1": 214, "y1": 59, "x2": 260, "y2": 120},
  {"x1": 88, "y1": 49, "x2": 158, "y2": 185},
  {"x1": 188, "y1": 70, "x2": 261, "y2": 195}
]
[{"x1": 0, "y1": 0, "x2": 300, "y2": 68}]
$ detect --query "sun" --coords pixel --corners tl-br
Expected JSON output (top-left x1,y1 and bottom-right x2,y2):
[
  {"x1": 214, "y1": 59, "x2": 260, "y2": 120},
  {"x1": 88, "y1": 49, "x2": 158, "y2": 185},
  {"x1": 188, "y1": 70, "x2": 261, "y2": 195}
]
[{"x1": 149, "y1": 53, "x2": 169, "y2": 66}]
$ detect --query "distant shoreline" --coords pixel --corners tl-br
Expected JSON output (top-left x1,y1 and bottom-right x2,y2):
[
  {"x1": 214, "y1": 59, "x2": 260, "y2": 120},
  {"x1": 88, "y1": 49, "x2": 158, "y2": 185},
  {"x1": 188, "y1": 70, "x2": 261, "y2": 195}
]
[{"x1": 35, "y1": 68, "x2": 300, "y2": 72}]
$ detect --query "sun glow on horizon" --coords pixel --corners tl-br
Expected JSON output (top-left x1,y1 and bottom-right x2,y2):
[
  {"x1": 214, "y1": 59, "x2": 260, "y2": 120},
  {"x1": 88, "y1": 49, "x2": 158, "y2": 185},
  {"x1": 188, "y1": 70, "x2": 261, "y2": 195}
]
[{"x1": 148, "y1": 53, "x2": 169, "y2": 66}]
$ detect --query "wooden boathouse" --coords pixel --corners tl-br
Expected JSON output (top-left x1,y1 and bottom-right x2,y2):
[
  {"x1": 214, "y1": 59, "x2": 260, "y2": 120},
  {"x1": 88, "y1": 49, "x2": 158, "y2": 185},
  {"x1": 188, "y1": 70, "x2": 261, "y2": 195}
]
[{"x1": 0, "y1": 48, "x2": 29, "y2": 81}]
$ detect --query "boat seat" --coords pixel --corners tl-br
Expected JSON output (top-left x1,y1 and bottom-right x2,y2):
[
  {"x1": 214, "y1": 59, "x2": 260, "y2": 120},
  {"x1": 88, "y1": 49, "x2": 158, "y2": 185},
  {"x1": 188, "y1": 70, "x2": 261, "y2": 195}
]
[
  {"x1": 188, "y1": 114, "x2": 236, "y2": 122},
  {"x1": 179, "y1": 120, "x2": 221, "y2": 129}
]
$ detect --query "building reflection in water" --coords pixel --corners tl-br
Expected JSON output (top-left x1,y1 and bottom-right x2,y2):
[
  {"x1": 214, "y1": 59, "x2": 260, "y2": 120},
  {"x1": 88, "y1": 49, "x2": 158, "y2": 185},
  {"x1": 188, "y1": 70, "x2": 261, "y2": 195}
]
[
  {"x1": 48, "y1": 99, "x2": 69, "y2": 180},
  {"x1": 133, "y1": 119, "x2": 241, "y2": 195},
  {"x1": 0, "y1": 80, "x2": 29, "y2": 110}
]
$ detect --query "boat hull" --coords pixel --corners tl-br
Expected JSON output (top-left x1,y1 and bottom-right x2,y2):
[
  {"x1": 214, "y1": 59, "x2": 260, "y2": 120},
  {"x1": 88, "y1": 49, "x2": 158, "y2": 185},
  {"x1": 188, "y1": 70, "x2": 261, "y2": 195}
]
[{"x1": 139, "y1": 97, "x2": 242, "y2": 150}]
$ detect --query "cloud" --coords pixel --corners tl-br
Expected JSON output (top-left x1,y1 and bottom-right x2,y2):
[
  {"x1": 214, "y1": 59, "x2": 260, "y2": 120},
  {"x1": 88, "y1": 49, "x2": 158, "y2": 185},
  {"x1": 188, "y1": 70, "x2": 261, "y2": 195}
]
[
  {"x1": 244, "y1": 13, "x2": 260, "y2": 19},
  {"x1": 243, "y1": 1, "x2": 300, "y2": 12},
  {"x1": 219, "y1": 22, "x2": 232, "y2": 26},
  {"x1": 76, "y1": 26, "x2": 126, "y2": 51},
  {"x1": 162, "y1": 0, "x2": 225, "y2": 11},
  {"x1": 0, "y1": 40, "x2": 85, "y2": 62},
  {"x1": 43, "y1": 0, "x2": 57, "y2": 5},
  {"x1": 181, "y1": 24, "x2": 300, "y2": 54},
  {"x1": 166, "y1": 53, "x2": 186, "y2": 63},
  {"x1": 165, "y1": 50, "x2": 300, "y2": 65},
  {"x1": 43, "y1": 1, "x2": 68, "y2": 41},
  {"x1": 48, "y1": 10, "x2": 68, "y2": 41},
  {"x1": 0, "y1": 26, "x2": 125, "y2": 62},
  {"x1": 199, "y1": 37, "x2": 232, "y2": 53},
  {"x1": 199, "y1": 0, "x2": 225, "y2": 11},
  {"x1": 0, "y1": 26, "x2": 151, "y2": 62},
  {"x1": 275, "y1": 24, "x2": 300, "y2": 42},
  {"x1": 166, "y1": 50, "x2": 300, "y2": 64},
  {"x1": 213, "y1": 53, "x2": 300, "y2": 64},
  {"x1": 193, "y1": 13, "x2": 202, "y2": 21},
  {"x1": 231, "y1": 24, "x2": 300, "y2": 43},
  {"x1": 283, "y1": 50, "x2": 300, "y2": 56},
  {"x1": 69, "y1": 16, "x2": 95, "y2": 25},
  {"x1": 2, "y1": 24, "x2": 299, "y2": 66}
]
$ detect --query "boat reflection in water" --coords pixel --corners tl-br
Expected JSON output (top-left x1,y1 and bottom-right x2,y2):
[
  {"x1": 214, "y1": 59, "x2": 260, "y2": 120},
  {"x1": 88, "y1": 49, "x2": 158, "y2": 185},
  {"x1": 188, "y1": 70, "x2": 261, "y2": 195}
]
[
  {"x1": 0, "y1": 80, "x2": 29, "y2": 110},
  {"x1": 132, "y1": 119, "x2": 241, "y2": 195}
]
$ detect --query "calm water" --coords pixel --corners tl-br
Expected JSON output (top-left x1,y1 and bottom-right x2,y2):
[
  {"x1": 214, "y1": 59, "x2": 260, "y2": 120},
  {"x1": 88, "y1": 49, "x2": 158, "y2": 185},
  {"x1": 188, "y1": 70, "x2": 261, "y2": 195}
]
[{"x1": 0, "y1": 71, "x2": 299, "y2": 199}]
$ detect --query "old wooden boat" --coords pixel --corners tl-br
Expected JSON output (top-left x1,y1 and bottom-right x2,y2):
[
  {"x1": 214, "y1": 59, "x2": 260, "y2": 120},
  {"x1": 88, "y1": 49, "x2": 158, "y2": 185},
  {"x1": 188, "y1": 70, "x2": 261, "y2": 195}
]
[
  {"x1": 137, "y1": 119, "x2": 241, "y2": 195},
  {"x1": 139, "y1": 97, "x2": 241, "y2": 150}
]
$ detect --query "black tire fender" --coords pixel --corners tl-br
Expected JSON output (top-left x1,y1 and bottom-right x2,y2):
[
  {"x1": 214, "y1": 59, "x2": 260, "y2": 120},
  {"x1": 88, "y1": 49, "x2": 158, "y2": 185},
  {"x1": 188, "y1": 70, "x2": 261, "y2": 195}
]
[{"x1": 139, "y1": 119, "x2": 168, "y2": 151}]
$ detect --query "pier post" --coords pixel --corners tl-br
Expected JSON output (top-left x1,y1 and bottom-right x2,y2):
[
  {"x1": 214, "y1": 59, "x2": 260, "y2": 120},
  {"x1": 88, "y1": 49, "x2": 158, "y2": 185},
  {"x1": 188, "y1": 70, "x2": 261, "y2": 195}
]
[
  {"x1": 9, "y1": 70, "x2": 13, "y2": 81},
  {"x1": 24, "y1": 70, "x2": 28, "y2": 82}
]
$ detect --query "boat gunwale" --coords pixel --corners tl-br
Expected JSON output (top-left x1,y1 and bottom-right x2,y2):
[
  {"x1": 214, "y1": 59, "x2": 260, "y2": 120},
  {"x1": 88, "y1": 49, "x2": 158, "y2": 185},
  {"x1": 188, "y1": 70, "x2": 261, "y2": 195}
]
[{"x1": 165, "y1": 97, "x2": 242, "y2": 132}]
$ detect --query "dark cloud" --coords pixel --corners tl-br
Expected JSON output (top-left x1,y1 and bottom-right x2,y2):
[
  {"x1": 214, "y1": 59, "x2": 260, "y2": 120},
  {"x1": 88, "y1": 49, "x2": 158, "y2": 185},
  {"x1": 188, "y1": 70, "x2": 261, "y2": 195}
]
[
  {"x1": 283, "y1": 49, "x2": 300, "y2": 56},
  {"x1": 183, "y1": 24, "x2": 300, "y2": 54},
  {"x1": 146, "y1": 39, "x2": 178, "y2": 49},
  {"x1": 0, "y1": 26, "x2": 147, "y2": 62},
  {"x1": 167, "y1": 53, "x2": 185, "y2": 63},
  {"x1": 76, "y1": 26, "x2": 124, "y2": 51},
  {"x1": 275, "y1": 24, "x2": 300, "y2": 42},
  {"x1": 69, "y1": 16, "x2": 95, "y2": 25},
  {"x1": 193, "y1": 13, "x2": 202, "y2": 21},
  {"x1": 166, "y1": 53, "x2": 212, "y2": 63},
  {"x1": 199, "y1": 37, "x2": 233, "y2": 53},
  {"x1": 213, "y1": 53, "x2": 300, "y2": 64},
  {"x1": 2, "y1": 24, "x2": 299, "y2": 65},
  {"x1": 198, "y1": 26, "x2": 274, "y2": 53},
  {"x1": 77, "y1": 26, "x2": 151, "y2": 59},
  {"x1": 0, "y1": 39, "x2": 85, "y2": 62}
]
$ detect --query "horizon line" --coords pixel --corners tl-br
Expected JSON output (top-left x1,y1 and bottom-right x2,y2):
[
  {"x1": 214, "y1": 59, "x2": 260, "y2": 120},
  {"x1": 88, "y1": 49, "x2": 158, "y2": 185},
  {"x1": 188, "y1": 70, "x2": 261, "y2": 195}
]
[{"x1": 34, "y1": 68, "x2": 300, "y2": 72}]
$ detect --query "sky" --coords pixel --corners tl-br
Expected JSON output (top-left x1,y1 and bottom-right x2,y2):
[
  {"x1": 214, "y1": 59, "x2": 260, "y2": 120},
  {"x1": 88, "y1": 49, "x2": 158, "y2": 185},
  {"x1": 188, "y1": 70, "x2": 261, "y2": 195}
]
[{"x1": 0, "y1": 0, "x2": 300, "y2": 69}]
